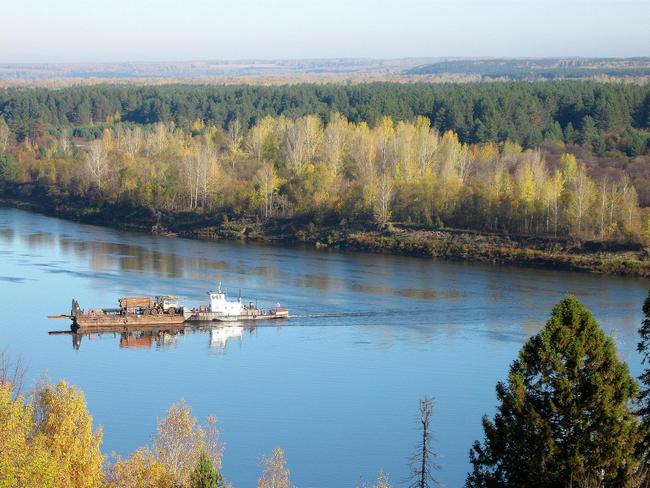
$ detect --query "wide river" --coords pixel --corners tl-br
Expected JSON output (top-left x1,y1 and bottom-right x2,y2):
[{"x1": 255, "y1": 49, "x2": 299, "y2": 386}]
[{"x1": 1, "y1": 207, "x2": 649, "y2": 487}]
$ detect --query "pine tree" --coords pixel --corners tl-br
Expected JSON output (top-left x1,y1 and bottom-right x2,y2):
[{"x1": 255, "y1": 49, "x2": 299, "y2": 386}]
[
  {"x1": 190, "y1": 450, "x2": 224, "y2": 488},
  {"x1": 467, "y1": 296, "x2": 640, "y2": 487},
  {"x1": 637, "y1": 289, "x2": 650, "y2": 484}
]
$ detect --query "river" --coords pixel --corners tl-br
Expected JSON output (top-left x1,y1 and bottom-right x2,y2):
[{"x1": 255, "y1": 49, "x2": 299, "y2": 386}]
[{"x1": 1, "y1": 207, "x2": 648, "y2": 487}]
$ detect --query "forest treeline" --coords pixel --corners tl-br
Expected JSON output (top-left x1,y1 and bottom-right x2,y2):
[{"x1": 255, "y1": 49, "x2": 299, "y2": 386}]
[
  {"x1": 5, "y1": 293, "x2": 650, "y2": 487},
  {"x1": 0, "y1": 112, "x2": 645, "y2": 242},
  {"x1": 407, "y1": 58, "x2": 650, "y2": 80},
  {"x1": 1, "y1": 82, "x2": 649, "y2": 154}
]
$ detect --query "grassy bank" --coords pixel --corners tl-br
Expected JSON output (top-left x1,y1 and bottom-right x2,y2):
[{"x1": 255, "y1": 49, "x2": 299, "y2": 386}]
[{"x1": 2, "y1": 190, "x2": 649, "y2": 277}]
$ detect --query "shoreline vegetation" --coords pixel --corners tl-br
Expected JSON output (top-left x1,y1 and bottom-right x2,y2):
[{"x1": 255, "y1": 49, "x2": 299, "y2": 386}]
[
  {"x1": 1, "y1": 82, "x2": 650, "y2": 276},
  {"x1": 2, "y1": 193, "x2": 649, "y2": 277}
]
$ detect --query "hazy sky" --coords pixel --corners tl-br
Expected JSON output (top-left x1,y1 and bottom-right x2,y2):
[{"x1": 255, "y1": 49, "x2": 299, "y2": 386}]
[{"x1": 2, "y1": 0, "x2": 648, "y2": 62}]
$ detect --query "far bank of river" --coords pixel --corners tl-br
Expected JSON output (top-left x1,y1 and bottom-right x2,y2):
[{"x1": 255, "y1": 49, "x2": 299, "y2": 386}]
[{"x1": 2, "y1": 193, "x2": 649, "y2": 277}]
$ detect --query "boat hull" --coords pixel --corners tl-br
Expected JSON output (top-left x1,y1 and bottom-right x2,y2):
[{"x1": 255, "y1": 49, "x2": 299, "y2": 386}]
[
  {"x1": 73, "y1": 313, "x2": 186, "y2": 329},
  {"x1": 186, "y1": 310, "x2": 289, "y2": 323}
]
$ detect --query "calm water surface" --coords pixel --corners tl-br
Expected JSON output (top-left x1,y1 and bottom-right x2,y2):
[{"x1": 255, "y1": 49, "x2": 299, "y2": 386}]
[{"x1": 1, "y1": 207, "x2": 649, "y2": 487}]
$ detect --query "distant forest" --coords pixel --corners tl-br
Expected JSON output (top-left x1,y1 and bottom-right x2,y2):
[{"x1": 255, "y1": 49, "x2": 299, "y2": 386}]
[
  {"x1": 1, "y1": 82, "x2": 649, "y2": 153},
  {"x1": 408, "y1": 58, "x2": 650, "y2": 80}
]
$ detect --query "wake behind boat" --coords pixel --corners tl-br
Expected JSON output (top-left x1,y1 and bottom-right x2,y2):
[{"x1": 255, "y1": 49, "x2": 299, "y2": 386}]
[{"x1": 185, "y1": 284, "x2": 289, "y2": 323}]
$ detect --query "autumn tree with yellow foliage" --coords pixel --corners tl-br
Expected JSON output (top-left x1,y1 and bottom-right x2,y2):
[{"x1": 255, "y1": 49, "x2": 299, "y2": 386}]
[
  {"x1": 0, "y1": 378, "x2": 103, "y2": 488},
  {"x1": 105, "y1": 399, "x2": 224, "y2": 488},
  {"x1": 4, "y1": 112, "x2": 644, "y2": 242}
]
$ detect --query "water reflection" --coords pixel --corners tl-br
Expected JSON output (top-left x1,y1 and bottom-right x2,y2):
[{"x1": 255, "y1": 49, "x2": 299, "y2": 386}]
[
  {"x1": 5, "y1": 207, "x2": 650, "y2": 488},
  {"x1": 51, "y1": 325, "x2": 253, "y2": 353}
]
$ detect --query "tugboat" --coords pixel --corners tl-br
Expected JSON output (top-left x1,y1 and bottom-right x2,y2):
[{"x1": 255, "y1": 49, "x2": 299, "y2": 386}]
[
  {"x1": 186, "y1": 284, "x2": 289, "y2": 323},
  {"x1": 51, "y1": 296, "x2": 187, "y2": 330}
]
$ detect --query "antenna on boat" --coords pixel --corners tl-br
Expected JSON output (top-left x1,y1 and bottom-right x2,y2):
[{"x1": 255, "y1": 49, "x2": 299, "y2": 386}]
[{"x1": 238, "y1": 288, "x2": 242, "y2": 303}]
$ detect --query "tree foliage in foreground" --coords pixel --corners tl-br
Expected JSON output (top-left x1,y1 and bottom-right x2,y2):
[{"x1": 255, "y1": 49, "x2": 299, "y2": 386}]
[
  {"x1": 636, "y1": 290, "x2": 650, "y2": 485},
  {"x1": 105, "y1": 399, "x2": 224, "y2": 488},
  {"x1": 409, "y1": 396, "x2": 439, "y2": 488},
  {"x1": 190, "y1": 450, "x2": 225, "y2": 488},
  {"x1": 258, "y1": 447, "x2": 292, "y2": 488},
  {"x1": 467, "y1": 296, "x2": 641, "y2": 487},
  {"x1": 0, "y1": 379, "x2": 104, "y2": 488}
]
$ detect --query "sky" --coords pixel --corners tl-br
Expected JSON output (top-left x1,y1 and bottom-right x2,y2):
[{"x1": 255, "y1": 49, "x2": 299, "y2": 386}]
[{"x1": 1, "y1": 0, "x2": 648, "y2": 63}]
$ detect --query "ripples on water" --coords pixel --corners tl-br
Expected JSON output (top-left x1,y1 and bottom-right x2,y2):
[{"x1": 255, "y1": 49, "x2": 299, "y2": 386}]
[{"x1": 1, "y1": 207, "x2": 649, "y2": 487}]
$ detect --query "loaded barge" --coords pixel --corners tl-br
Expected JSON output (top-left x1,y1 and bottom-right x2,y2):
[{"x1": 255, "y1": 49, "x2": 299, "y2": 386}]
[
  {"x1": 51, "y1": 285, "x2": 288, "y2": 330},
  {"x1": 51, "y1": 296, "x2": 187, "y2": 330}
]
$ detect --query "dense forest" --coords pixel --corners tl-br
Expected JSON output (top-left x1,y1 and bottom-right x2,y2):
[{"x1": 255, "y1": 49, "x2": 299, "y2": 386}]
[
  {"x1": 1, "y1": 82, "x2": 650, "y2": 247},
  {"x1": 1, "y1": 82, "x2": 649, "y2": 152}
]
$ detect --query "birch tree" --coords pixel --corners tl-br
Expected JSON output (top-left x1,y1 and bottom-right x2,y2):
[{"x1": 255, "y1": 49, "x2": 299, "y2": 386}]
[
  {"x1": 86, "y1": 138, "x2": 109, "y2": 190},
  {"x1": 255, "y1": 162, "x2": 279, "y2": 218},
  {"x1": 322, "y1": 112, "x2": 349, "y2": 177},
  {"x1": 567, "y1": 164, "x2": 595, "y2": 236},
  {"x1": 258, "y1": 447, "x2": 291, "y2": 488}
]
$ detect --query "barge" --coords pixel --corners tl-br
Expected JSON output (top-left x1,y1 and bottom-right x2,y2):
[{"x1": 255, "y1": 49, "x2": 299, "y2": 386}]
[
  {"x1": 186, "y1": 284, "x2": 289, "y2": 323},
  {"x1": 51, "y1": 285, "x2": 288, "y2": 330},
  {"x1": 61, "y1": 296, "x2": 186, "y2": 330}
]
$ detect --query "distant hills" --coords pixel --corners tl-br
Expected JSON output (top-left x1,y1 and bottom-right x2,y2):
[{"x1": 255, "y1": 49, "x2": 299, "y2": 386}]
[
  {"x1": 0, "y1": 57, "x2": 649, "y2": 86},
  {"x1": 407, "y1": 57, "x2": 650, "y2": 80}
]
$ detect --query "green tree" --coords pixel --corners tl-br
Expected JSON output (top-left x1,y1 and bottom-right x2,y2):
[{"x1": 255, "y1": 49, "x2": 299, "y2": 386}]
[
  {"x1": 637, "y1": 289, "x2": 650, "y2": 483},
  {"x1": 0, "y1": 152, "x2": 17, "y2": 184},
  {"x1": 467, "y1": 296, "x2": 640, "y2": 487},
  {"x1": 190, "y1": 451, "x2": 224, "y2": 488},
  {"x1": 622, "y1": 126, "x2": 647, "y2": 157},
  {"x1": 563, "y1": 122, "x2": 575, "y2": 145},
  {"x1": 543, "y1": 121, "x2": 564, "y2": 142}
]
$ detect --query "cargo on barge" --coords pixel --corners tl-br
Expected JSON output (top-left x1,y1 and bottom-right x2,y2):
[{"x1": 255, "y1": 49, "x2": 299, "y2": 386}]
[{"x1": 57, "y1": 296, "x2": 187, "y2": 330}]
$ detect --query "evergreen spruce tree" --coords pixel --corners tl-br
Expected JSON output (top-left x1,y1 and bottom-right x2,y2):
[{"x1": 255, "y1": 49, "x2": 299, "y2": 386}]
[
  {"x1": 190, "y1": 450, "x2": 224, "y2": 488},
  {"x1": 637, "y1": 289, "x2": 650, "y2": 484},
  {"x1": 467, "y1": 296, "x2": 640, "y2": 487}
]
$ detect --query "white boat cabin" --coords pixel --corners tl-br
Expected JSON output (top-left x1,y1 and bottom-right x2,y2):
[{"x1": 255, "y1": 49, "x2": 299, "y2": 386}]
[{"x1": 208, "y1": 285, "x2": 245, "y2": 317}]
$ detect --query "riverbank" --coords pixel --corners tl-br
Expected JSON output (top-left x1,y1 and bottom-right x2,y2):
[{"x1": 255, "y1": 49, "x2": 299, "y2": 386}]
[{"x1": 2, "y1": 193, "x2": 649, "y2": 277}]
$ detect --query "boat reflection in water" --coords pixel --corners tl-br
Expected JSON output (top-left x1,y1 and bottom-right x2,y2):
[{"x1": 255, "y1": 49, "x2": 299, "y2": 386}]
[
  {"x1": 209, "y1": 326, "x2": 244, "y2": 354},
  {"x1": 51, "y1": 325, "x2": 252, "y2": 353}
]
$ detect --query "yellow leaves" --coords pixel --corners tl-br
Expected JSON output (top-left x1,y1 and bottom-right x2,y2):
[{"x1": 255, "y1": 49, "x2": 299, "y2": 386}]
[
  {"x1": 0, "y1": 380, "x2": 102, "y2": 488},
  {"x1": 517, "y1": 163, "x2": 536, "y2": 206},
  {"x1": 105, "y1": 448, "x2": 176, "y2": 488},
  {"x1": 559, "y1": 153, "x2": 577, "y2": 184},
  {"x1": 106, "y1": 399, "x2": 223, "y2": 488},
  {"x1": 191, "y1": 119, "x2": 205, "y2": 134},
  {"x1": 258, "y1": 448, "x2": 291, "y2": 488},
  {"x1": 0, "y1": 383, "x2": 35, "y2": 488},
  {"x1": 552, "y1": 169, "x2": 565, "y2": 197},
  {"x1": 441, "y1": 130, "x2": 459, "y2": 148},
  {"x1": 105, "y1": 111, "x2": 121, "y2": 124},
  {"x1": 478, "y1": 142, "x2": 499, "y2": 163},
  {"x1": 502, "y1": 140, "x2": 523, "y2": 156},
  {"x1": 34, "y1": 381, "x2": 104, "y2": 488}
]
